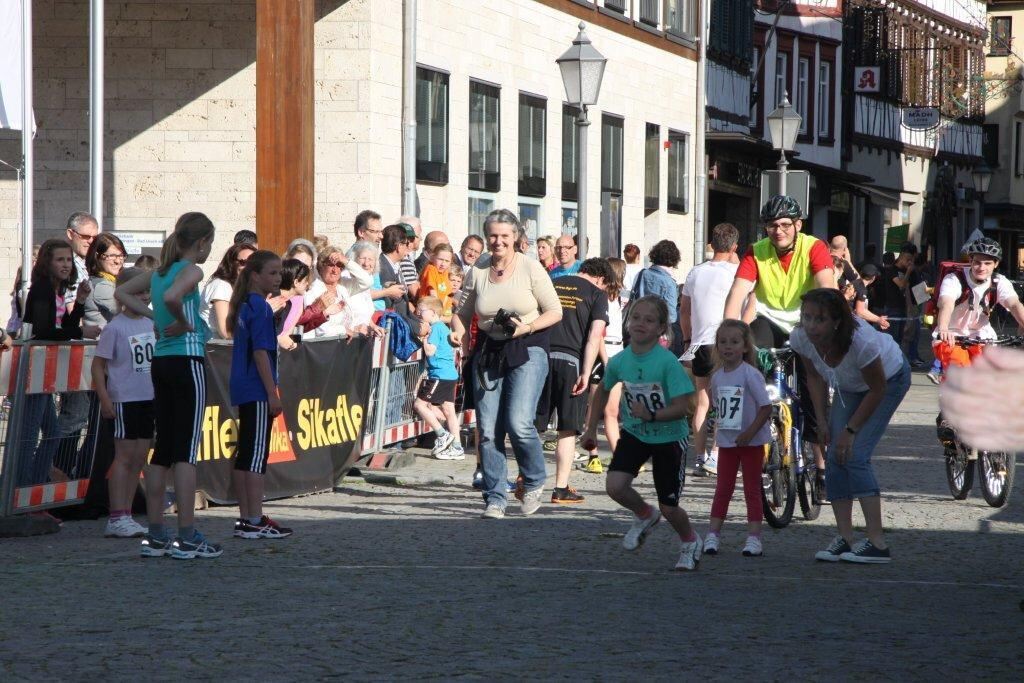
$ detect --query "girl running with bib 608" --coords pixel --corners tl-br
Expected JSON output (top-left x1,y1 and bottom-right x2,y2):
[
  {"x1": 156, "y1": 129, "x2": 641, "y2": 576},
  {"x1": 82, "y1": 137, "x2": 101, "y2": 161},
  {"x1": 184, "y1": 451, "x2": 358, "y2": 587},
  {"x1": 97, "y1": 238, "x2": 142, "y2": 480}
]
[{"x1": 581, "y1": 295, "x2": 701, "y2": 571}]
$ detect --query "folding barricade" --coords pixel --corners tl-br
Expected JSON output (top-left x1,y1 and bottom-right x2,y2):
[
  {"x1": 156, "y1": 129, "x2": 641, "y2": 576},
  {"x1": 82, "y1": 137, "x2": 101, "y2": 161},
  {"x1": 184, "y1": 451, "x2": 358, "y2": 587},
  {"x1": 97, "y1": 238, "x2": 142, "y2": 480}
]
[
  {"x1": 359, "y1": 322, "x2": 475, "y2": 468},
  {"x1": 0, "y1": 341, "x2": 101, "y2": 516}
]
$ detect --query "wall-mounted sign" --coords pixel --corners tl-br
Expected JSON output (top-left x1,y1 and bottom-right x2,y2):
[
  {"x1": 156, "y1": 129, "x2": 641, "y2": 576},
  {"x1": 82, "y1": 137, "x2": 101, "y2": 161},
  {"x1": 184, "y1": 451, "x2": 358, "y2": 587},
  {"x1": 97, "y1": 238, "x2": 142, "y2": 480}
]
[
  {"x1": 113, "y1": 230, "x2": 166, "y2": 255},
  {"x1": 854, "y1": 66, "x2": 881, "y2": 93},
  {"x1": 902, "y1": 106, "x2": 940, "y2": 131}
]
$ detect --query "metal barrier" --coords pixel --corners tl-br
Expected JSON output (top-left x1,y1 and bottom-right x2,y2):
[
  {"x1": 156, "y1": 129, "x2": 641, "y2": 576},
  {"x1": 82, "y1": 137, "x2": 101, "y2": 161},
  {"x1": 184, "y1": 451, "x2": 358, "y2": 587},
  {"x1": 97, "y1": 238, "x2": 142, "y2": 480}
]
[
  {"x1": 0, "y1": 341, "x2": 101, "y2": 516},
  {"x1": 359, "y1": 322, "x2": 475, "y2": 466}
]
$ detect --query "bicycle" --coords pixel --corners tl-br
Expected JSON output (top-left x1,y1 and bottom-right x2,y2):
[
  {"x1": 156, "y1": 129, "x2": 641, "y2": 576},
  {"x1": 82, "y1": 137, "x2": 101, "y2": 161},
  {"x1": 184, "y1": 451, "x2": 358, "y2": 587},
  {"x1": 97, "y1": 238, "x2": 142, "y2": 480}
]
[
  {"x1": 940, "y1": 335, "x2": 1023, "y2": 508},
  {"x1": 758, "y1": 346, "x2": 823, "y2": 527}
]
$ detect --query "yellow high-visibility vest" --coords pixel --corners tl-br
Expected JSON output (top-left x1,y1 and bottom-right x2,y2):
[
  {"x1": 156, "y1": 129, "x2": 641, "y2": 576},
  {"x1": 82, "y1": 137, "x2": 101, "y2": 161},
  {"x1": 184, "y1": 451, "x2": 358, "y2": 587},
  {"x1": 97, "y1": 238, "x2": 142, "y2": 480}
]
[{"x1": 752, "y1": 232, "x2": 818, "y2": 314}]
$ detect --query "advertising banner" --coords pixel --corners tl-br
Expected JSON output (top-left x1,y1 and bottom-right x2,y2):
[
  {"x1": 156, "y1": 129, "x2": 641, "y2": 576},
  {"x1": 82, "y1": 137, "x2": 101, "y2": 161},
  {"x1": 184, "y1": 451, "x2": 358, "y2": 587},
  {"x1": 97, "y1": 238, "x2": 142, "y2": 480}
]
[{"x1": 197, "y1": 336, "x2": 374, "y2": 503}]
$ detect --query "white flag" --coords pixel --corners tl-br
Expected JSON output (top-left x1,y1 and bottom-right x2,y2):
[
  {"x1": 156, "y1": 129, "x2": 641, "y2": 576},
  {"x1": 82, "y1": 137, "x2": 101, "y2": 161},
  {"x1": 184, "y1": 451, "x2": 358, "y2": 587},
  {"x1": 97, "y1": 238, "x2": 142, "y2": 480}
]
[{"x1": 0, "y1": 1, "x2": 27, "y2": 131}]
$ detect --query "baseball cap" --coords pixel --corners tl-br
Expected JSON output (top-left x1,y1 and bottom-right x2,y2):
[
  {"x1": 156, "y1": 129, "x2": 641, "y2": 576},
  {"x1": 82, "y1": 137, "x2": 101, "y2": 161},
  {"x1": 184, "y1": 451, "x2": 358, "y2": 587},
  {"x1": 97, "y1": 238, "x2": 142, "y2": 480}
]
[{"x1": 397, "y1": 222, "x2": 417, "y2": 239}]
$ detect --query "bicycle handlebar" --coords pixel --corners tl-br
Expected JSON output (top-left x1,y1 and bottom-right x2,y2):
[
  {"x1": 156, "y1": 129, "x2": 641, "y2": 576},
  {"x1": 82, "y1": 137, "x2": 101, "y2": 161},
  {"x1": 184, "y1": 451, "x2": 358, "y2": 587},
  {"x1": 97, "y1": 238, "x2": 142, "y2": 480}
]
[{"x1": 953, "y1": 335, "x2": 1024, "y2": 349}]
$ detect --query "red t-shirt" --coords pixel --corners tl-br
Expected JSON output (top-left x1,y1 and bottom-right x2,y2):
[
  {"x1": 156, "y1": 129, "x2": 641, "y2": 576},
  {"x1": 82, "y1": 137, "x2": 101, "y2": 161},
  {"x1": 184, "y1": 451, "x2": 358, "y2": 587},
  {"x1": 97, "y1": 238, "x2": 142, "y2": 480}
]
[{"x1": 735, "y1": 239, "x2": 833, "y2": 282}]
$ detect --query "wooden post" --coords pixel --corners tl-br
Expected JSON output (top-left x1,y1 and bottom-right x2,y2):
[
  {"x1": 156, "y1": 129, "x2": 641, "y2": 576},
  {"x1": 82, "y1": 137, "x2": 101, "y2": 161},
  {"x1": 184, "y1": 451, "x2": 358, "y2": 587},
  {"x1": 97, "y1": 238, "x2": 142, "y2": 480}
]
[{"x1": 256, "y1": 0, "x2": 314, "y2": 255}]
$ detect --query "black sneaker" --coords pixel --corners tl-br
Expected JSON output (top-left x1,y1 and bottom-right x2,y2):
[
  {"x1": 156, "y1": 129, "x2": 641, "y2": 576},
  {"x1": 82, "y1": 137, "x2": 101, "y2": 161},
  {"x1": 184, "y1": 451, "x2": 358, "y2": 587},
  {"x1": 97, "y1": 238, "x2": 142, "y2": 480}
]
[
  {"x1": 255, "y1": 515, "x2": 293, "y2": 538},
  {"x1": 550, "y1": 487, "x2": 585, "y2": 504},
  {"x1": 839, "y1": 540, "x2": 891, "y2": 564},
  {"x1": 235, "y1": 516, "x2": 293, "y2": 539},
  {"x1": 814, "y1": 536, "x2": 852, "y2": 562}
]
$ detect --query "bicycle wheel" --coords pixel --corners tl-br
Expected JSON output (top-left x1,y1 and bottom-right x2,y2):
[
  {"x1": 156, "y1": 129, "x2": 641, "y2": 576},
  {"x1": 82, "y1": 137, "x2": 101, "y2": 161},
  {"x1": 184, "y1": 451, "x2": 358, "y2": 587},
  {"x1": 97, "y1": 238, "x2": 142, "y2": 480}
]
[
  {"x1": 798, "y1": 451, "x2": 822, "y2": 521},
  {"x1": 978, "y1": 450, "x2": 1015, "y2": 508},
  {"x1": 944, "y1": 442, "x2": 974, "y2": 500},
  {"x1": 762, "y1": 417, "x2": 796, "y2": 529}
]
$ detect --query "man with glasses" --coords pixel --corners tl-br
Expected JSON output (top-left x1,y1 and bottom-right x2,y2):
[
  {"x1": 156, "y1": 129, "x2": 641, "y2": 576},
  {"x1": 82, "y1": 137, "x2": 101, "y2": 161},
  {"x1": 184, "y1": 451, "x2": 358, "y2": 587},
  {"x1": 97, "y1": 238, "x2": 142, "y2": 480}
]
[
  {"x1": 723, "y1": 195, "x2": 835, "y2": 487},
  {"x1": 549, "y1": 235, "x2": 581, "y2": 279},
  {"x1": 64, "y1": 211, "x2": 99, "y2": 307},
  {"x1": 455, "y1": 235, "x2": 485, "y2": 274},
  {"x1": 354, "y1": 209, "x2": 384, "y2": 245}
]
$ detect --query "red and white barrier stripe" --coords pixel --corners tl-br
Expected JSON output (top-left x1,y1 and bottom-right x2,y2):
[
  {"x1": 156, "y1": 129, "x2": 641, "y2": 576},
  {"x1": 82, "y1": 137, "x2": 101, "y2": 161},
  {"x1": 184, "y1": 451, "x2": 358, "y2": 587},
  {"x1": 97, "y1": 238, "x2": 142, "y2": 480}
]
[
  {"x1": 362, "y1": 408, "x2": 476, "y2": 453},
  {"x1": 0, "y1": 346, "x2": 22, "y2": 396},
  {"x1": 0, "y1": 344, "x2": 96, "y2": 396},
  {"x1": 12, "y1": 479, "x2": 90, "y2": 512}
]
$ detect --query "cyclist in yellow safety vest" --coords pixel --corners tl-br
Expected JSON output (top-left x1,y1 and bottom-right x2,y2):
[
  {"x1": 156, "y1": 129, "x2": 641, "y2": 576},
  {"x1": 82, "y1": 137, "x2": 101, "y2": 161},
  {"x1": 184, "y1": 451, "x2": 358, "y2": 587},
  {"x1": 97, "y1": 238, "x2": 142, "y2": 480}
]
[{"x1": 723, "y1": 195, "x2": 836, "y2": 494}]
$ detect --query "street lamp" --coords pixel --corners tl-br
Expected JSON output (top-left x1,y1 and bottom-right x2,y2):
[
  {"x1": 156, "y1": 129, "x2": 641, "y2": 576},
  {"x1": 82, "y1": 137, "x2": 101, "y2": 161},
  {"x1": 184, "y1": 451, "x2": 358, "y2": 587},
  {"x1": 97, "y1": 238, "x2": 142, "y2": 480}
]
[
  {"x1": 971, "y1": 160, "x2": 993, "y2": 232},
  {"x1": 766, "y1": 92, "x2": 802, "y2": 197},
  {"x1": 557, "y1": 22, "x2": 607, "y2": 258}
]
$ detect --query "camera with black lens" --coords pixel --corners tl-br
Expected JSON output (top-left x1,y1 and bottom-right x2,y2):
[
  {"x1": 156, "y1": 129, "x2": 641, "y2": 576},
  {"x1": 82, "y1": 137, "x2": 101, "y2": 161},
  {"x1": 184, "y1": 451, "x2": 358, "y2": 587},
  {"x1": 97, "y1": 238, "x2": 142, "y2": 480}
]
[{"x1": 492, "y1": 308, "x2": 521, "y2": 337}]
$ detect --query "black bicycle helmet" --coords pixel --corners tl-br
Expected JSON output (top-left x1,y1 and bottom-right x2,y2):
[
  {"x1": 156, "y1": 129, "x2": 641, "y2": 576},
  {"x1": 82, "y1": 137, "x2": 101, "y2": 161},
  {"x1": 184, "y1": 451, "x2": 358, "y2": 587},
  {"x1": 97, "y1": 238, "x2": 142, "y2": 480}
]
[
  {"x1": 760, "y1": 195, "x2": 802, "y2": 223},
  {"x1": 965, "y1": 237, "x2": 1002, "y2": 260}
]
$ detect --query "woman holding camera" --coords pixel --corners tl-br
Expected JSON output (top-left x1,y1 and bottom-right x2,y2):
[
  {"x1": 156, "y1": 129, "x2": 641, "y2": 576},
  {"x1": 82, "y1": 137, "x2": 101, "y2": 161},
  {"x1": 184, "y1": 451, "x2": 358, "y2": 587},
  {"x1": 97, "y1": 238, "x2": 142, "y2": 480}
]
[{"x1": 451, "y1": 209, "x2": 562, "y2": 519}]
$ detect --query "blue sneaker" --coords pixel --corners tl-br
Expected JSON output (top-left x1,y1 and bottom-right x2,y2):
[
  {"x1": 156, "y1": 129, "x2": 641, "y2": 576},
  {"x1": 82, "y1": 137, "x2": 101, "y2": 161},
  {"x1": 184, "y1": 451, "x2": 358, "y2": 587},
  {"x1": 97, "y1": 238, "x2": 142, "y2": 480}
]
[
  {"x1": 472, "y1": 468, "x2": 484, "y2": 490},
  {"x1": 140, "y1": 533, "x2": 172, "y2": 558},
  {"x1": 170, "y1": 531, "x2": 223, "y2": 559}
]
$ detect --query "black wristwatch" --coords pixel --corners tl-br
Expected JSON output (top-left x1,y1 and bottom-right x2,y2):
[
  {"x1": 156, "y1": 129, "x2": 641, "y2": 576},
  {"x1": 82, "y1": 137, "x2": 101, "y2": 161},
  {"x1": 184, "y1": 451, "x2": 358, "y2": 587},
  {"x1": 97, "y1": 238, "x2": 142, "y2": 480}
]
[
  {"x1": 845, "y1": 424, "x2": 857, "y2": 435},
  {"x1": 646, "y1": 409, "x2": 658, "y2": 423}
]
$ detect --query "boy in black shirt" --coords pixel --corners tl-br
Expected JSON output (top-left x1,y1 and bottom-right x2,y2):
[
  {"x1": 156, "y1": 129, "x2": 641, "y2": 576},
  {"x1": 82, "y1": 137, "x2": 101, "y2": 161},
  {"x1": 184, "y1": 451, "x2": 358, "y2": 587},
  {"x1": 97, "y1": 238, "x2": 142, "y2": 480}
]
[{"x1": 539, "y1": 258, "x2": 612, "y2": 504}]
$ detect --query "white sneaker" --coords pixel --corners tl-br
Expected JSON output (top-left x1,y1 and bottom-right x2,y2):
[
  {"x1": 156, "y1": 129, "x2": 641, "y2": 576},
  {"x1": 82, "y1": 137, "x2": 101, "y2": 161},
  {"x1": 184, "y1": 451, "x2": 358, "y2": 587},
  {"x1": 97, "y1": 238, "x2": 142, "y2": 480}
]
[
  {"x1": 104, "y1": 516, "x2": 147, "y2": 538},
  {"x1": 622, "y1": 508, "x2": 662, "y2": 551},
  {"x1": 742, "y1": 535, "x2": 763, "y2": 557},
  {"x1": 480, "y1": 503, "x2": 505, "y2": 519},
  {"x1": 675, "y1": 534, "x2": 703, "y2": 571},
  {"x1": 431, "y1": 431, "x2": 457, "y2": 455},
  {"x1": 520, "y1": 487, "x2": 544, "y2": 515},
  {"x1": 703, "y1": 449, "x2": 719, "y2": 475},
  {"x1": 703, "y1": 533, "x2": 720, "y2": 555},
  {"x1": 435, "y1": 445, "x2": 466, "y2": 460}
]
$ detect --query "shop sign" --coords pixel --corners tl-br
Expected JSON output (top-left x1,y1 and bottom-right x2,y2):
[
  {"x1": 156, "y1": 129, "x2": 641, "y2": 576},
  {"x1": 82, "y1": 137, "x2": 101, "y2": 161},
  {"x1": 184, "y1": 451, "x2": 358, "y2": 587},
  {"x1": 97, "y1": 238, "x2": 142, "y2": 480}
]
[
  {"x1": 854, "y1": 66, "x2": 881, "y2": 93},
  {"x1": 902, "y1": 107, "x2": 940, "y2": 131}
]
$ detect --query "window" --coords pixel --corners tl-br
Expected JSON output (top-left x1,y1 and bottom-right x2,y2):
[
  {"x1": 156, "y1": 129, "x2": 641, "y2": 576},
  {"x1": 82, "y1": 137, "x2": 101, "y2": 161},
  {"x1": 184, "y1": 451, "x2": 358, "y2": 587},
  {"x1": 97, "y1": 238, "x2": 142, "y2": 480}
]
[
  {"x1": 604, "y1": 0, "x2": 627, "y2": 13},
  {"x1": 983, "y1": 124, "x2": 999, "y2": 168},
  {"x1": 667, "y1": 130, "x2": 689, "y2": 213},
  {"x1": 665, "y1": 0, "x2": 695, "y2": 37},
  {"x1": 817, "y1": 60, "x2": 831, "y2": 138},
  {"x1": 561, "y1": 203, "x2": 578, "y2": 237},
  {"x1": 796, "y1": 57, "x2": 809, "y2": 135},
  {"x1": 775, "y1": 52, "x2": 789, "y2": 105},
  {"x1": 468, "y1": 194, "x2": 495, "y2": 237},
  {"x1": 518, "y1": 201, "x2": 541, "y2": 245},
  {"x1": 601, "y1": 115, "x2": 624, "y2": 194},
  {"x1": 416, "y1": 67, "x2": 449, "y2": 184},
  {"x1": 750, "y1": 46, "x2": 761, "y2": 128},
  {"x1": 638, "y1": 0, "x2": 659, "y2": 27},
  {"x1": 991, "y1": 17, "x2": 1011, "y2": 56},
  {"x1": 562, "y1": 105, "x2": 581, "y2": 201},
  {"x1": 469, "y1": 80, "x2": 500, "y2": 192},
  {"x1": 518, "y1": 94, "x2": 546, "y2": 197},
  {"x1": 645, "y1": 123, "x2": 660, "y2": 214},
  {"x1": 1015, "y1": 122, "x2": 1023, "y2": 177}
]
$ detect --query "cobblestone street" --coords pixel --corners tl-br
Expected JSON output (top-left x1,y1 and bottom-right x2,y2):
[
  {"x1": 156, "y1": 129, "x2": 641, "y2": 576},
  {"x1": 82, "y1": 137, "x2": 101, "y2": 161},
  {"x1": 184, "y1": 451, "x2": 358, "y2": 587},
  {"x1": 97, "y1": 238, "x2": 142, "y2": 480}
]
[{"x1": 2, "y1": 374, "x2": 1021, "y2": 680}]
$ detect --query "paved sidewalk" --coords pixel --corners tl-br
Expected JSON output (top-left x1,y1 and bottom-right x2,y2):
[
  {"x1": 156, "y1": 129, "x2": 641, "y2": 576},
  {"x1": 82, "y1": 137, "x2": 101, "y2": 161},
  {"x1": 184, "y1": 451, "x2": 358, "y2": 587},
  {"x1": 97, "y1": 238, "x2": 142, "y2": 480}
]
[{"x1": 1, "y1": 373, "x2": 1021, "y2": 680}]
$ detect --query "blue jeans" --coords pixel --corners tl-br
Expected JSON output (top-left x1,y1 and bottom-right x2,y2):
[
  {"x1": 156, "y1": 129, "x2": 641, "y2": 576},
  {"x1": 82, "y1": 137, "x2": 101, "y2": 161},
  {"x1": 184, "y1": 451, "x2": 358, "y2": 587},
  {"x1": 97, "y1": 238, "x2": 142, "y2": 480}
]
[
  {"x1": 883, "y1": 307, "x2": 907, "y2": 357},
  {"x1": 16, "y1": 394, "x2": 61, "y2": 486},
  {"x1": 474, "y1": 345, "x2": 549, "y2": 508},
  {"x1": 825, "y1": 360, "x2": 911, "y2": 501}
]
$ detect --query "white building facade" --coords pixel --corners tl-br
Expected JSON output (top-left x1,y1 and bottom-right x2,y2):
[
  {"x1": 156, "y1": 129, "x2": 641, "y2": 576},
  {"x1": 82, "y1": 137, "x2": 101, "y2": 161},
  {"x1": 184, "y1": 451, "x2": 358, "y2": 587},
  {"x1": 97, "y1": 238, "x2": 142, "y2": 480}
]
[{"x1": 0, "y1": 0, "x2": 703, "y2": 324}]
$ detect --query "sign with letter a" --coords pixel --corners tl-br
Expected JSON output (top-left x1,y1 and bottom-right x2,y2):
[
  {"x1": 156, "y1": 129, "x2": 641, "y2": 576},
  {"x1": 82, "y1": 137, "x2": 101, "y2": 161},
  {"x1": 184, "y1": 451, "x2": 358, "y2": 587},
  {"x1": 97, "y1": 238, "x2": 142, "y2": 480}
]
[{"x1": 854, "y1": 66, "x2": 881, "y2": 93}]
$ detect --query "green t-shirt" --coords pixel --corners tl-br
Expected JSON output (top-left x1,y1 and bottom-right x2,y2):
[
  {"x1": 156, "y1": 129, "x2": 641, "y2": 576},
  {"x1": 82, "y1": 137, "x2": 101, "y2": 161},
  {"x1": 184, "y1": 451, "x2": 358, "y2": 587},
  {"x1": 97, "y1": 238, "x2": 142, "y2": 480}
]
[{"x1": 604, "y1": 344, "x2": 694, "y2": 444}]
